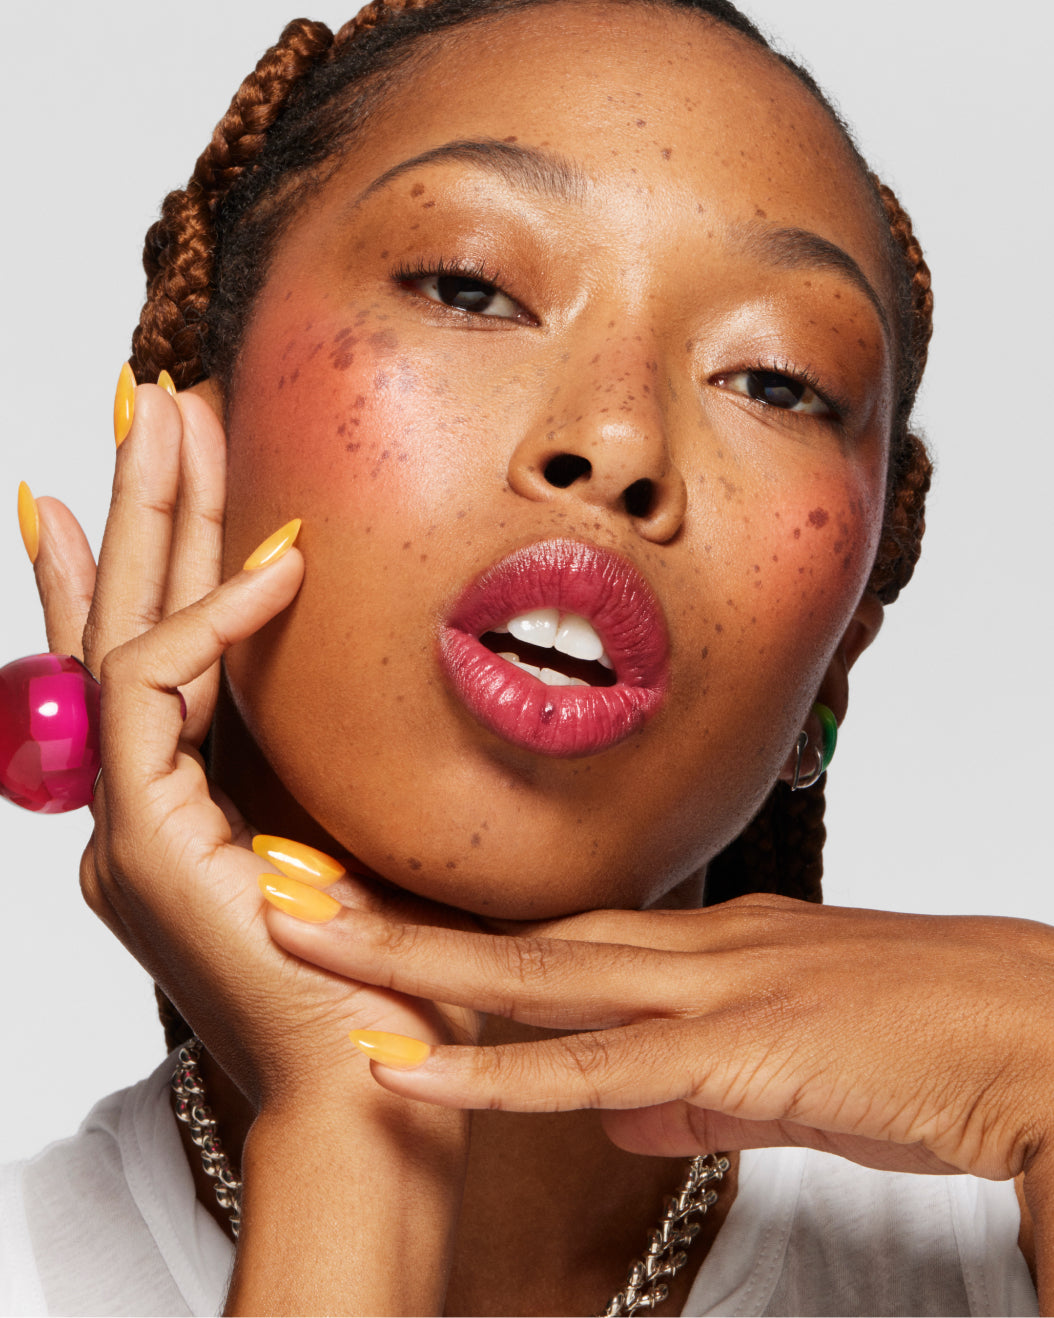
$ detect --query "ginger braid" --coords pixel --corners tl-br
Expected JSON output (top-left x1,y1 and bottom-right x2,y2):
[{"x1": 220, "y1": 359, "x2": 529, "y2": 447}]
[
  {"x1": 131, "y1": 18, "x2": 335, "y2": 387},
  {"x1": 132, "y1": 0, "x2": 934, "y2": 1046}
]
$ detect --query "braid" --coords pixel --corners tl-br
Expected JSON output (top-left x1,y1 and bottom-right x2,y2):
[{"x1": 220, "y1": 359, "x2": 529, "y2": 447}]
[{"x1": 130, "y1": 19, "x2": 336, "y2": 388}]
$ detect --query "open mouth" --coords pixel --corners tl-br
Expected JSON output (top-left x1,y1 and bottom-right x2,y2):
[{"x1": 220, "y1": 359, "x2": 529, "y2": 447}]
[
  {"x1": 440, "y1": 540, "x2": 669, "y2": 758},
  {"x1": 480, "y1": 609, "x2": 617, "y2": 688}
]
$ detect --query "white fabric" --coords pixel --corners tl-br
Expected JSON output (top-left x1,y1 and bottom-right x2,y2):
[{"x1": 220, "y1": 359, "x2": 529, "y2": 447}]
[{"x1": 0, "y1": 1057, "x2": 1039, "y2": 1317}]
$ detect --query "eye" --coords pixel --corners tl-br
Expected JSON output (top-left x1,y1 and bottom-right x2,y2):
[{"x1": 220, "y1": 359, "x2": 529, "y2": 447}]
[
  {"x1": 714, "y1": 368, "x2": 831, "y2": 416},
  {"x1": 401, "y1": 269, "x2": 534, "y2": 323}
]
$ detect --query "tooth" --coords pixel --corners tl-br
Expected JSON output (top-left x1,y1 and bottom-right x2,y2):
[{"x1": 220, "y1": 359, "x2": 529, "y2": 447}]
[
  {"x1": 490, "y1": 623, "x2": 509, "y2": 634},
  {"x1": 511, "y1": 658, "x2": 541, "y2": 677},
  {"x1": 569, "y1": 676, "x2": 590, "y2": 687},
  {"x1": 554, "y1": 613, "x2": 605, "y2": 662},
  {"x1": 497, "y1": 652, "x2": 520, "y2": 662},
  {"x1": 539, "y1": 667, "x2": 575, "y2": 687},
  {"x1": 507, "y1": 608, "x2": 558, "y2": 648},
  {"x1": 598, "y1": 652, "x2": 614, "y2": 670}
]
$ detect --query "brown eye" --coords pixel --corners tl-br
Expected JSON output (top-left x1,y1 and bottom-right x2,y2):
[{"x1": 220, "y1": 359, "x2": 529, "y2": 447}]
[
  {"x1": 410, "y1": 273, "x2": 527, "y2": 320},
  {"x1": 718, "y1": 369, "x2": 830, "y2": 415}
]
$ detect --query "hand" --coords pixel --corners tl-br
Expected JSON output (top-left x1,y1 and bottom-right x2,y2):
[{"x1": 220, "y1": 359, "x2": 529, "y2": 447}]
[
  {"x1": 28, "y1": 377, "x2": 472, "y2": 1116},
  {"x1": 264, "y1": 890, "x2": 1054, "y2": 1183}
]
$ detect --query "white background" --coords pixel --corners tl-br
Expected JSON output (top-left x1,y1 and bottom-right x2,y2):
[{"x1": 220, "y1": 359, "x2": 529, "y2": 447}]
[{"x1": 0, "y1": 1, "x2": 1050, "y2": 1162}]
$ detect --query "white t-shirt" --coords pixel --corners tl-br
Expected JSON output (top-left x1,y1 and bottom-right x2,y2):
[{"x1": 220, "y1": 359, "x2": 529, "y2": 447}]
[{"x1": 0, "y1": 1052, "x2": 1039, "y2": 1317}]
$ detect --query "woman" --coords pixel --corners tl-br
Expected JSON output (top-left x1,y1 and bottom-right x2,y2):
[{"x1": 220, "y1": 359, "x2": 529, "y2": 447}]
[{"x1": 2, "y1": 0, "x2": 1051, "y2": 1313}]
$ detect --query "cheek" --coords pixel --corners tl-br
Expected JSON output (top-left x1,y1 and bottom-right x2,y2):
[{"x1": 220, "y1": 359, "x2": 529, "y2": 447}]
[{"x1": 224, "y1": 309, "x2": 469, "y2": 565}]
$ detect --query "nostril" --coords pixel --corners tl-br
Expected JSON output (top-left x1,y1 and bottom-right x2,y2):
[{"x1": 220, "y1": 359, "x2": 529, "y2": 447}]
[
  {"x1": 623, "y1": 479, "x2": 654, "y2": 519},
  {"x1": 544, "y1": 453, "x2": 592, "y2": 488}
]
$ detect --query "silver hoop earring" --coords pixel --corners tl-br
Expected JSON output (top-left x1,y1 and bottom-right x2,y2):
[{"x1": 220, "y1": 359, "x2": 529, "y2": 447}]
[{"x1": 790, "y1": 703, "x2": 838, "y2": 791}]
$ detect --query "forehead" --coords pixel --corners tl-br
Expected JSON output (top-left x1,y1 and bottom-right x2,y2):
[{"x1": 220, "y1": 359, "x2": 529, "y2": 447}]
[{"x1": 332, "y1": 0, "x2": 892, "y2": 302}]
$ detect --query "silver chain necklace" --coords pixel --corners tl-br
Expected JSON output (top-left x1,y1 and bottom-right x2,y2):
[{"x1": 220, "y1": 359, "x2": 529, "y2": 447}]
[{"x1": 173, "y1": 1037, "x2": 728, "y2": 1315}]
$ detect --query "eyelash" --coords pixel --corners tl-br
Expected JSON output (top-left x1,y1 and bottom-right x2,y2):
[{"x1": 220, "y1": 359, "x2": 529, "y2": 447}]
[
  {"x1": 710, "y1": 358, "x2": 850, "y2": 424},
  {"x1": 392, "y1": 256, "x2": 537, "y2": 325}
]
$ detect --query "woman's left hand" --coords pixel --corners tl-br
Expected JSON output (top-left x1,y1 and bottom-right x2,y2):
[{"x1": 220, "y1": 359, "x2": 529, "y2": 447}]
[{"x1": 263, "y1": 891, "x2": 1054, "y2": 1186}]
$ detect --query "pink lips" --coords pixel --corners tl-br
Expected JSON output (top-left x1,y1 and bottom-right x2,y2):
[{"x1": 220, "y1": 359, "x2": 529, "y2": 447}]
[{"x1": 440, "y1": 539, "x2": 670, "y2": 757}]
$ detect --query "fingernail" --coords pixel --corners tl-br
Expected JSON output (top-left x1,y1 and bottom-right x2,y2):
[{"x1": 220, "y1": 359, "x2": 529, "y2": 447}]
[
  {"x1": 349, "y1": 1030, "x2": 433, "y2": 1070},
  {"x1": 243, "y1": 518, "x2": 302, "y2": 571},
  {"x1": 258, "y1": 874, "x2": 341, "y2": 923},
  {"x1": 17, "y1": 481, "x2": 39, "y2": 564},
  {"x1": 253, "y1": 835, "x2": 346, "y2": 888},
  {"x1": 157, "y1": 370, "x2": 177, "y2": 399},
  {"x1": 113, "y1": 362, "x2": 136, "y2": 447}
]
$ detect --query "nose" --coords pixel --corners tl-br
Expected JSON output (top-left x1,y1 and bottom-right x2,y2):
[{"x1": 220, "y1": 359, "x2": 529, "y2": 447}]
[{"x1": 506, "y1": 341, "x2": 688, "y2": 544}]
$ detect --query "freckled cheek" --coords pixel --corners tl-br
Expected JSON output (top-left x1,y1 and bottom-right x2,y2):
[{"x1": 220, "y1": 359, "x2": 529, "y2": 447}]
[{"x1": 224, "y1": 339, "x2": 479, "y2": 570}]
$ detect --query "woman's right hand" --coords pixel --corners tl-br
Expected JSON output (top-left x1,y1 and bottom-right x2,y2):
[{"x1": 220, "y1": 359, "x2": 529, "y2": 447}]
[{"x1": 25, "y1": 374, "x2": 471, "y2": 1312}]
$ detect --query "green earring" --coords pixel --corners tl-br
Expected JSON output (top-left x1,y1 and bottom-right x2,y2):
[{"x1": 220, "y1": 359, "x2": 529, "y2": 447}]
[{"x1": 791, "y1": 702, "x2": 838, "y2": 791}]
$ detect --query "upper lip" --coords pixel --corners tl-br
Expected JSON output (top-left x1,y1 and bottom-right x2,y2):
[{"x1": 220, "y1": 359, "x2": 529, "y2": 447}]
[{"x1": 444, "y1": 537, "x2": 670, "y2": 689}]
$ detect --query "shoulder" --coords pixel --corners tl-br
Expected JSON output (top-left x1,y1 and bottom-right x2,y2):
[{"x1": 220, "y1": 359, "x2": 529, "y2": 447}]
[{"x1": 1, "y1": 1052, "x2": 232, "y2": 1317}]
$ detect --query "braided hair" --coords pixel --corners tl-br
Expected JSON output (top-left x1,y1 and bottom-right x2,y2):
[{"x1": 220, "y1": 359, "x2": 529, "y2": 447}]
[{"x1": 131, "y1": 0, "x2": 933, "y2": 1046}]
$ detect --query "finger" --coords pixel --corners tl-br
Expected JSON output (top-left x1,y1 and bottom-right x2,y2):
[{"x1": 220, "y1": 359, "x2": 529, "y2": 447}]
[
  {"x1": 30, "y1": 495, "x2": 97, "y2": 656},
  {"x1": 264, "y1": 906, "x2": 709, "y2": 1029},
  {"x1": 82, "y1": 382, "x2": 183, "y2": 671},
  {"x1": 598, "y1": 1105, "x2": 957, "y2": 1174},
  {"x1": 100, "y1": 540, "x2": 304, "y2": 810},
  {"x1": 162, "y1": 391, "x2": 227, "y2": 742}
]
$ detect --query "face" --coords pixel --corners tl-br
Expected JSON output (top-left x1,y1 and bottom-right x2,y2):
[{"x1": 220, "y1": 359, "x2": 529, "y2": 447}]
[{"x1": 218, "y1": 2, "x2": 894, "y2": 919}]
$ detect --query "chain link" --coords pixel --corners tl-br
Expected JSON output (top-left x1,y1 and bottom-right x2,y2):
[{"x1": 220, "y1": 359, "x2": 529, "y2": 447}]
[
  {"x1": 171, "y1": 1038, "x2": 242, "y2": 1239},
  {"x1": 600, "y1": 1153, "x2": 730, "y2": 1315},
  {"x1": 171, "y1": 1038, "x2": 726, "y2": 1307}
]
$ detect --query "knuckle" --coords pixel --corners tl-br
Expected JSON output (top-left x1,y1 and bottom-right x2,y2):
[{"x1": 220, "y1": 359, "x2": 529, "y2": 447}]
[{"x1": 502, "y1": 936, "x2": 553, "y2": 990}]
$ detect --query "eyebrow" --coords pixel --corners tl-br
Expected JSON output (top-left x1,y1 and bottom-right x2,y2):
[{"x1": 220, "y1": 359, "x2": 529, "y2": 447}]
[
  {"x1": 353, "y1": 138, "x2": 589, "y2": 208},
  {"x1": 731, "y1": 222, "x2": 891, "y2": 343}
]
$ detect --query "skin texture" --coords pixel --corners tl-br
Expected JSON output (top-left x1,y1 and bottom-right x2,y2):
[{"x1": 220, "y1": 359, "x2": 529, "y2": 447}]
[
  {"x1": 216, "y1": 3, "x2": 891, "y2": 919},
  {"x1": 28, "y1": 5, "x2": 1054, "y2": 1315}
]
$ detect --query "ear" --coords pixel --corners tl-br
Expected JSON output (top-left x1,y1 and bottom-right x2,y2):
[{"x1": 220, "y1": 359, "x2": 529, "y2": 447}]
[
  {"x1": 777, "y1": 590, "x2": 884, "y2": 786},
  {"x1": 816, "y1": 589, "x2": 884, "y2": 724},
  {"x1": 188, "y1": 376, "x2": 226, "y2": 419}
]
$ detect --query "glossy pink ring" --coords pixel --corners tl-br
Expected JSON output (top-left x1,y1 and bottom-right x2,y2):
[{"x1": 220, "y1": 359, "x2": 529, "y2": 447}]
[{"x1": 0, "y1": 653, "x2": 186, "y2": 814}]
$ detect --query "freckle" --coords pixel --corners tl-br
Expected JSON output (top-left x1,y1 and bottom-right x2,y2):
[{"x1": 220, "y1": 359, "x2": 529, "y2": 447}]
[
  {"x1": 753, "y1": 564, "x2": 760, "y2": 572},
  {"x1": 503, "y1": 134, "x2": 518, "y2": 142},
  {"x1": 407, "y1": 858, "x2": 422, "y2": 871},
  {"x1": 471, "y1": 833, "x2": 481, "y2": 847},
  {"x1": 793, "y1": 527, "x2": 801, "y2": 539},
  {"x1": 858, "y1": 338, "x2": 867, "y2": 349},
  {"x1": 309, "y1": 342, "x2": 322, "y2": 358},
  {"x1": 335, "y1": 327, "x2": 355, "y2": 342},
  {"x1": 807, "y1": 508, "x2": 829, "y2": 529},
  {"x1": 283, "y1": 290, "x2": 292, "y2": 301},
  {"x1": 662, "y1": 147, "x2": 671, "y2": 159},
  {"x1": 380, "y1": 249, "x2": 389, "y2": 258},
  {"x1": 423, "y1": 199, "x2": 435, "y2": 208},
  {"x1": 346, "y1": 442, "x2": 360, "y2": 452},
  {"x1": 754, "y1": 207, "x2": 767, "y2": 218},
  {"x1": 457, "y1": 510, "x2": 466, "y2": 519},
  {"x1": 402, "y1": 541, "x2": 411, "y2": 550},
  {"x1": 291, "y1": 368, "x2": 300, "y2": 383},
  {"x1": 420, "y1": 554, "x2": 428, "y2": 563},
  {"x1": 635, "y1": 118, "x2": 646, "y2": 127},
  {"x1": 410, "y1": 223, "x2": 419, "y2": 230},
  {"x1": 715, "y1": 623, "x2": 723, "y2": 634},
  {"x1": 700, "y1": 646, "x2": 709, "y2": 660},
  {"x1": 337, "y1": 422, "x2": 346, "y2": 436},
  {"x1": 277, "y1": 376, "x2": 285, "y2": 391},
  {"x1": 381, "y1": 656, "x2": 389, "y2": 666},
  {"x1": 410, "y1": 182, "x2": 425, "y2": 197},
  {"x1": 354, "y1": 395, "x2": 366, "y2": 408},
  {"x1": 772, "y1": 553, "x2": 778, "y2": 562}
]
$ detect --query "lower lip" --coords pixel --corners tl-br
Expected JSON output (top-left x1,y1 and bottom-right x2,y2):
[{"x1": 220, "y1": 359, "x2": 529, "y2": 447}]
[{"x1": 440, "y1": 540, "x2": 669, "y2": 758}]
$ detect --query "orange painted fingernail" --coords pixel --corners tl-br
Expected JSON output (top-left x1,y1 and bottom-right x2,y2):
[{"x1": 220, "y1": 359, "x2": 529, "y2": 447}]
[
  {"x1": 113, "y1": 362, "x2": 136, "y2": 447},
  {"x1": 258, "y1": 874, "x2": 341, "y2": 923},
  {"x1": 243, "y1": 518, "x2": 302, "y2": 571},
  {"x1": 253, "y1": 835, "x2": 346, "y2": 887},
  {"x1": 157, "y1": 370, "x2": 177, "y2": 399},
  {"x1": 17, "y1": 481, "x2": 39, "y2": 564},
  {"x1": 349, "y1": 1030, "x2": 433, "y2": 1070}
]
